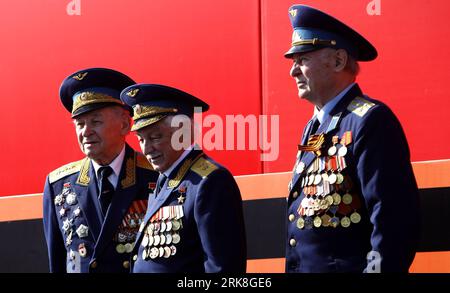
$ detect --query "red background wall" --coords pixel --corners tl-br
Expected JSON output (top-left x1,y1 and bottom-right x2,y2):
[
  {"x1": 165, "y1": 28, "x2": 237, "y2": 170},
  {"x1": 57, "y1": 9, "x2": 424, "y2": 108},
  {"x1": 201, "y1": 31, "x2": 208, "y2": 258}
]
[
  {"x1": 0, "y1": 0, "x2": 449, "y2": 197},
  {"x1": 261, "y1": 0, "x2": 450, "y2": 172}
]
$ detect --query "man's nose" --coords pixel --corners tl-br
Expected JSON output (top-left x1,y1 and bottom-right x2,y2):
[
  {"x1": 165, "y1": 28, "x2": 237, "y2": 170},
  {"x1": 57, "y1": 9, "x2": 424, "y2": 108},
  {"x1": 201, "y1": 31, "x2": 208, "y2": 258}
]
[
  {"x1": 290, "y1": 62, "x2": 301, "y2": 77},
  {"x1": 81, "y1": 124, "x2": 93, "y2": 137},
  {"x1": 142, "y1": 141, "x2": 154, "y2": 155}
]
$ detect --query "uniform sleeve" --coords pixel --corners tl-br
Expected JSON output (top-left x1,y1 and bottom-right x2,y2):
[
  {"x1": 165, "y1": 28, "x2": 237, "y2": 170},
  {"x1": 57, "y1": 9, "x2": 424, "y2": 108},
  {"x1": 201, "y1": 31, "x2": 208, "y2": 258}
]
[
  {"x1": 43, "y1": 176, "x2": 67, "y2": 273},
  {"x1": 193, "y1": 168, "x2": 247, "y2": 273},
  {"x1": 353, "y1": 105, "x2": 420, "y2": 272}
]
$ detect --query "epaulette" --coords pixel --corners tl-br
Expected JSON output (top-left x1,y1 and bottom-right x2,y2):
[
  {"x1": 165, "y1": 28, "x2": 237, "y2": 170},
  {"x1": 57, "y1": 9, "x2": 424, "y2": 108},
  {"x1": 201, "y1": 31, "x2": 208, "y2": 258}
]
[
  {"x1": 191, "y1": 157, "x2": 218, "y2": 178},
  {"x1": 48, "y1": 159, "x2": 84, "y2": 184},
  {"x1": 347, "y1": 96, "x2": 375, "y2": 117},
  {"x1": 136, "y1": 152, "x2": 154, "y2": 170}
]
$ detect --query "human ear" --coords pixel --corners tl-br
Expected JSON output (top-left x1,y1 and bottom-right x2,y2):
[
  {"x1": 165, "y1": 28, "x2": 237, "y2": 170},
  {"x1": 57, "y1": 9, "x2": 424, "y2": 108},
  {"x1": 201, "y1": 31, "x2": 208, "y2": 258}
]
[{"x1": 334, "y1": 49, "x2": 348, "y2": 72}]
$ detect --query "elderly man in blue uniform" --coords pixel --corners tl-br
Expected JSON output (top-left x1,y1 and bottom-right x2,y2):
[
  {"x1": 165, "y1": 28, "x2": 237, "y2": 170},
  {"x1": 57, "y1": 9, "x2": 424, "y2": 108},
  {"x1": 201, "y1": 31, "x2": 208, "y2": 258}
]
[
  {"x1": 284, "y1": 5, "x2": 420, "y2": 272},
  {"x1": 120, "y1": 84, "x2": 247, "y2": 273},
  {"x1": 43, "y1": 68, "x2": 159, "y2": 273}
]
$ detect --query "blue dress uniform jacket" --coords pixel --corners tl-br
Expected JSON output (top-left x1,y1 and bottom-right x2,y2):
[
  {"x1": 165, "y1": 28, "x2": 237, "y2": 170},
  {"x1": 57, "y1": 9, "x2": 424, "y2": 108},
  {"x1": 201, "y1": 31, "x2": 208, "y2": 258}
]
[
  {"x1": 286, "y1": 84, "x2": 420, "y2": 273},
  {"x1": 43, "y1": 144, "x2": 158, "y2": 273},
  {"x1": 131, "y1": 149, "x2": 247, "y2": 273}
]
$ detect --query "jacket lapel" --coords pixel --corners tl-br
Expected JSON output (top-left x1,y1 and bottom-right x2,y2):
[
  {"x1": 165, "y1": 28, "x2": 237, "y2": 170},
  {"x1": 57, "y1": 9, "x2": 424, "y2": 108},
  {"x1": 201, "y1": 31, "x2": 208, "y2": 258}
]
[
  {"x1": 73, "y1": 158, "x2": 102, "y2": 242},
  {"x1": 93, "y1": 145, "x2": 138, "y2": 258}
]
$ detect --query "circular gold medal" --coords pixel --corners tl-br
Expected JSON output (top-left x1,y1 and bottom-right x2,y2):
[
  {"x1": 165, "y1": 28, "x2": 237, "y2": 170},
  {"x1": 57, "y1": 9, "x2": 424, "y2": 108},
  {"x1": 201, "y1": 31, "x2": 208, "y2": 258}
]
[
  {"x1": 350, "y1": 212, "x2": 361, "y2": 224},
  {"x1": 125, "y1": 243, "x2": 133, "y2": 253},
  {"x1": 341, "y1": 216, "x2": 351, "y2": 228},
  {"x1": 321, "y1": 214, "x2": 331, "y2": 227},
  {"x1": 319, "y1": 199, "x2": 329, "y2": 210},
  {"x1": 172, "y1": 219, "x2": 181, "y2": 231},
  {"x1": 325, "y1": 195, "x2": 334, "y2": 206},
  {"x1": 342, "y1": 193, "x2": 353, "y2": 205},
  {"x1": 116, "y1": 244, "x2": 126, "y2": 254},
  {"x1": 296, "y1": 217, "x2": 305, "y2": 229},
  {"x1": 336, "y1": 173, "x2": 344, "y2": 184},
  {"x1": 313, "y1": 216, "x2": 322, "y2": 228},
  {"x1": 332, "y1": 193, "x2": 341, "y2": 205}
]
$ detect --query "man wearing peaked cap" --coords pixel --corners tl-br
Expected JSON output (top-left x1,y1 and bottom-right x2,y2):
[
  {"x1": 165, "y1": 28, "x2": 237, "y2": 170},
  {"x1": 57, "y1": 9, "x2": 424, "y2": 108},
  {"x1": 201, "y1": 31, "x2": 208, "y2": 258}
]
[
  {"x1": 120, "y1": 84, "x2": 247, "y2": 273},
  {"x1": 43, "y1": 68, "x2": 159, "y2": 273},
  {"x1": 284, "y1": 5, "x2": 420, "y2": 272}
]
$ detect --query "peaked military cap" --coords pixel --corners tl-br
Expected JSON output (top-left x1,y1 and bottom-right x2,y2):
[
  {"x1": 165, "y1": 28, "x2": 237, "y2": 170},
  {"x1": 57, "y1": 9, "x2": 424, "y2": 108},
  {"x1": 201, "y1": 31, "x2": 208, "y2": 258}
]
[
  {"x1": 120, "y1": 84, "x2": 210, "y2": 131},
  {"x1": 59, "y1": 68, "x2": 136, "y2": 118},
  {"x1": 285, "y1": 5, "x2": 377, "y2": 61}
]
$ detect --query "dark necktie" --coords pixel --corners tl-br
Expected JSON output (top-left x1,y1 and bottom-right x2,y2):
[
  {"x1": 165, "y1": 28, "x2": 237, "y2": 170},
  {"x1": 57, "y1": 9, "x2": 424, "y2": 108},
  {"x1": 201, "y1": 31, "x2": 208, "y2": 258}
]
[
  {"x1": 98, "y1": 166, "x2": 114, "y2": 216},
  {"x1": 302, "y1": 116, "x2": 320, "y2": 144},
  {"x1": 309, "y1": 116, "x2": 320, "y2": 135},
  {"x1": 155, "y1": 174, "x2": 167, "y2": 196}
]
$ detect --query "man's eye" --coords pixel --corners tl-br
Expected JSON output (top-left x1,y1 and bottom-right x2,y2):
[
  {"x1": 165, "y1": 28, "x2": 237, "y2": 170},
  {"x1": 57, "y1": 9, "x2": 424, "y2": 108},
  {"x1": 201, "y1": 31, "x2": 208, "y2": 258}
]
[{"x1": 150, "y1": 136, "x2": 162, "y2": 143}]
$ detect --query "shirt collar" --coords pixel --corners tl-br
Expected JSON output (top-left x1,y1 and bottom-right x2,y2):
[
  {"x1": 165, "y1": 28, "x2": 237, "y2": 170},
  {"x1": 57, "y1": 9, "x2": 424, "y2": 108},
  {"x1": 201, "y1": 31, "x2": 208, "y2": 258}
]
[
  {"x1": 92, "y1": 144, "x2": 126, "y2": 179},
  {"x1": 314, "y1": 83, "x2": 355, "y2": 124},
  {"x1": 163, "y1": 144, "x2": 195, "y2": 178}
]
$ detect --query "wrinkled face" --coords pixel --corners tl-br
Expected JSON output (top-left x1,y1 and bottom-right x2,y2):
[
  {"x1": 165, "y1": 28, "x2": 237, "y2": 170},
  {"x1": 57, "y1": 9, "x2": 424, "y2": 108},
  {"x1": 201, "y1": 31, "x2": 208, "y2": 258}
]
[
  {"x1": 74, "y1": 106, "x2": 130, "y2": 165},
  {"x1": 290, "y1": 48, "x2": 336, "y2": 105},
  {"x1": 136, "y1": 118, "x2": 184, "y2": 173}
]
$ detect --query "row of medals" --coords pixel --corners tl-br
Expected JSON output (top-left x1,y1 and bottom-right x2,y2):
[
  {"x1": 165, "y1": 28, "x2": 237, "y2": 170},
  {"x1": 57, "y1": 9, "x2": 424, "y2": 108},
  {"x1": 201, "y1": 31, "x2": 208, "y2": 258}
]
[
  {"x1": 54, "y1": 183, "x2": 90, "y2": 258},
  {"x1": 295, "y1": 141, "x2": 362, "y2": 229},
  {"x1": 115, "y1": 212, "x2": 146, "y2": 254},
  {"x1": 140, "y1": 205, "x2": 184, "y2": 260}
]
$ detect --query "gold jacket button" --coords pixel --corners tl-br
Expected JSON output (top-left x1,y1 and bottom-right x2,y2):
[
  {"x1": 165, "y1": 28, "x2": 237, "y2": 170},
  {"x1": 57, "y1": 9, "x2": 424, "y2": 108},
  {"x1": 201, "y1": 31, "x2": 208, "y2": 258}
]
[
  {"x1": 289, "y1": 238, "x2": 297, "y2": 247},
  {"x1": 90, "y1": 261, "x2": 98, "y2": 269},
  {"x1": 132, "y1": 254, "x2": 138, "y2": 261},
  {"x1": 288, "y1": 214, "x2": 295, "y2": 222},
  {"x1": 293, "y1": 191, "x2": 299, "y2": 198},
  {"x1": 123, "y1": 261, "x2": 130, "y2": 269}
]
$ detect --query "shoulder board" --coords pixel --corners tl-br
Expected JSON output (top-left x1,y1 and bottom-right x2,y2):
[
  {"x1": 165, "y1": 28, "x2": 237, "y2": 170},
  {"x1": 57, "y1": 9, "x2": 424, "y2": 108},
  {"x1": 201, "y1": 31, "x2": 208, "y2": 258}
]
[
  {"x1": 191, "y1": 157, "x2": 219, "y2": 178},
  {"x1": 136, "y1": 153, "x2": 154, "y2": 170},
  {"x1": 347, "y1": 96, "x2": 376, "y2": 117},
  {"x1": 49, "y1": 159, "x2": 84, "y2": 184}
]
